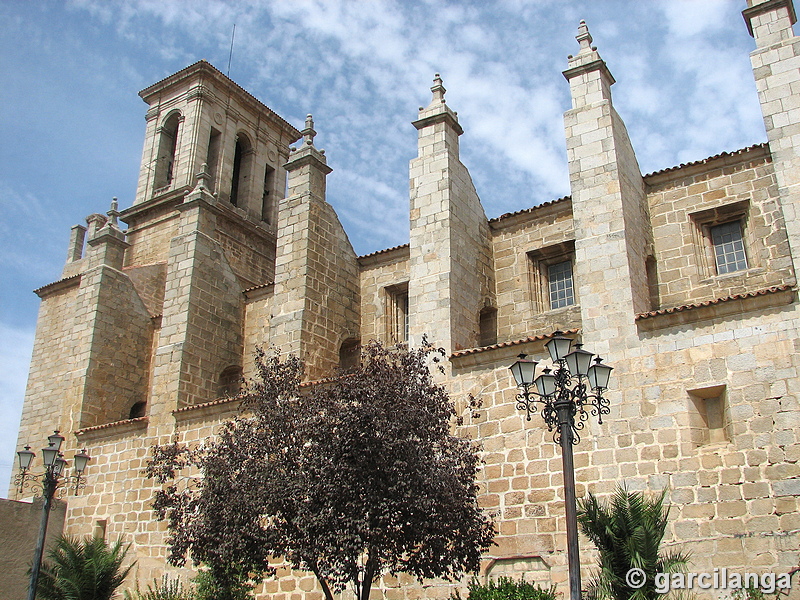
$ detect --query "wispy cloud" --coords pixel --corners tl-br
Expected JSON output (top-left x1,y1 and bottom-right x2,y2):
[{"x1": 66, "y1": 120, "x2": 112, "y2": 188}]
[{"x1": 0, "y1": 0, "x2": 771, "y2": 480}]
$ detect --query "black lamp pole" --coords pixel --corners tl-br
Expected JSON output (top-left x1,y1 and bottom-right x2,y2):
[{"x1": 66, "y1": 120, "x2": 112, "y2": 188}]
[
  {"x1": 510, "y1": 332, "x2": 613, "y2": 600},
  {"x1": 15, "y1": 431, "x2": 91, "y2": 600}
]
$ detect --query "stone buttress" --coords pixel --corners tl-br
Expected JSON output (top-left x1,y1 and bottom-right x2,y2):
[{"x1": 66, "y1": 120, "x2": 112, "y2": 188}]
[
  {"x1": 562, "y1": 22, "x2": 652, "y2": 359},
  {"x1": 744, "y1": 0, "x2": 800, "y2": 272},
  {"x1": 408, "y1": 75, "x2": 495, "y2": 354},
  {"x1": 269, "y1": 116, "x2": 361, "y2": 381}
]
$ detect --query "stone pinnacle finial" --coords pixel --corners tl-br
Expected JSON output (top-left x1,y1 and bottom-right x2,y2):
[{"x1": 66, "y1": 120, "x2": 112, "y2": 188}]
[
  {"x1": 107, "y1": 197, "x2": 120, "y2": 229},
  {"x1": 431, "y1": 73, "x2": 446, "y2": 104},
  {"x1": 576, "y1": 19, "x2": 593, "y2": 52},
  {"x1": 196, "y1": 163, "x2": 212, "y2": 191},
  {"x1": 301, "y1": 114, "x2": 316, "y2": 146}
]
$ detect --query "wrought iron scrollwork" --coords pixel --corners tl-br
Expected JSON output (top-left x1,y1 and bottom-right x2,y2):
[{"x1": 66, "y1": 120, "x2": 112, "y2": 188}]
[{"x1": 512, "y1": 349, "x2": 612, "y2": 445}]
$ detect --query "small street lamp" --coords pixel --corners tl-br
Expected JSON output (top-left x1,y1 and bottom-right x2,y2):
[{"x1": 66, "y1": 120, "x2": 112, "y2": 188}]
[
  {"x1": 509, "y1": 331, "x2": 613, "y2": 600},
  {"x1": 15, "y1": 431, "x2": 91, "y2": 600}
]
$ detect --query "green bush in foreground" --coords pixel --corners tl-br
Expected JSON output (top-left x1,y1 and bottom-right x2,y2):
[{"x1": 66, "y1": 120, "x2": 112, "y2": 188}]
[
  {"x1": 124, "y1": 576, "x2": 193, "y2": 600},
  {"x1": 36, "y1": 535, "x2": 134, "y2": 600},
  {"x1": 452, "y1": 576, "x2": 559, "y2": 600}
]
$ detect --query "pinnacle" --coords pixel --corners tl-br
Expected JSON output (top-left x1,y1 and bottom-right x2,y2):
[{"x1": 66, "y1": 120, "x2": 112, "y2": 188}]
[
  {"x1": 430, "y1": 73, "x2": 446, "y2": 105},
  {"x1": 576, "y1": 19, "x2": 594, "y2": 53},
  {"x1": 106, "y1": 197, "x2": 121, "y2": 230},
  {"x1": 301, "y1": 114, "x2": 316, "y2": 147}
]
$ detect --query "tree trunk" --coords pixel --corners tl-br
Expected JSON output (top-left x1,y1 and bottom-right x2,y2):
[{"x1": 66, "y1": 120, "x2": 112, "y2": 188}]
[
  {"x1": 310, "y1": 563, "x2": 335, "y2": 600},
  {"x1": 358, "y1": 551, "x2": 378, "y2": 600}
]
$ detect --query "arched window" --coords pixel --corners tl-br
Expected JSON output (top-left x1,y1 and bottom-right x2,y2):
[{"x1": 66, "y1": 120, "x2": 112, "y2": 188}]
[
  {"x1": 478, "y1": 307, "x2": 497, "y2": 347},
  {"x1": 339, "y1": 338, "x2": 361, "y2": 371},
  {"x1": 230, "y1": 133, "x2": 253, "y2": 208},
  {"x1": 218, "y1": 365, "x2": 243, "y2": 398},
  {"x1": 154, "y1": 112, "x2": 181, "y2": 190},
  {"x1": 129, "y1": 401, "x2": 147, "y2": 419}
]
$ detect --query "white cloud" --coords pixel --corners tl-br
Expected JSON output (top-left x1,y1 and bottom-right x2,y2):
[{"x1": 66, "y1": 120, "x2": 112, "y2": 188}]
[
  {"x1": 659, "y1": 0, "x2": 732, "y2": 38},
  {"x1": 0, "y1": 1, "x2": 774, "y2": 481}
]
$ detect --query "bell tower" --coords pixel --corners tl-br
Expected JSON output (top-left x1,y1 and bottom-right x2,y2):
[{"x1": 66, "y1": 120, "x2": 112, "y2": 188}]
[{"x1": 134, "y1": 60, "x2": 300, "y2": 225}]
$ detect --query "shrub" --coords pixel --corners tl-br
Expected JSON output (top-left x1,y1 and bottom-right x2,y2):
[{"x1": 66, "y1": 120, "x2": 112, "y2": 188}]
[
  {"x1": 124, "y1": 576, "x2": 193, "y2": 600},
  {"x1": 453, "y1": 576, "x2": 558, "y2": 600}
]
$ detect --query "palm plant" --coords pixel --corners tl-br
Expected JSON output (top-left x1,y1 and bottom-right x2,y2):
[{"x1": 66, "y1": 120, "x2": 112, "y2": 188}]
[
  {"x1": 35, "y1": 535, "x2": 134, "y2": 600},
  {"x1": 577, "y1": 485, "x2": 689, "y2": 600}
]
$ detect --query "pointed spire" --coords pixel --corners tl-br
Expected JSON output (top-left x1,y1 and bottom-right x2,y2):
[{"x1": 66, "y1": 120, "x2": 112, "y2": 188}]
[
  {"x1": 193, "y1": 163, "x2": 212, "y2": 191},
  {"x1": 576, "y1": 20, "x2": 593, "y2": 53},
  {"x1": 301, "y1": 114, "x2": 317, "y2": 147},
  {"x1": 413, "y1": 71, "x2": 463, "y2": 137},
  {"x1": 106, "y1": 197, "x2": 121, "y2": 230},
  {"x1": 563, "y1": 18, "x2": 614, "y2": 107},
  {"x1": 431, "y1": 73, "x2": 446, "y2": 104}
]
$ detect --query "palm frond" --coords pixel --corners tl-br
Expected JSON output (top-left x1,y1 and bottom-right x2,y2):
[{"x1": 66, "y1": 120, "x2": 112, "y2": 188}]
[
  {"x1": 578, "y1": 484, "x2": 690, "y2": 600},
  {"x1": 35, "y1": 535, "x2": 134, "y2": 600}
]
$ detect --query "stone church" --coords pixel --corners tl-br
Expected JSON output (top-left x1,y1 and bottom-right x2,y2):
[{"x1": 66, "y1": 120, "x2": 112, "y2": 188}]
[{"x1": 11, "y1": 0, "x2": 800, "y2": 596}]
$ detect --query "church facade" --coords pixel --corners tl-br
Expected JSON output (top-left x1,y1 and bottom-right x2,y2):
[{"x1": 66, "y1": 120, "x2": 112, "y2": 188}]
[{"x1": 11, "y1": 0, "x2": 800, "y2": 596}]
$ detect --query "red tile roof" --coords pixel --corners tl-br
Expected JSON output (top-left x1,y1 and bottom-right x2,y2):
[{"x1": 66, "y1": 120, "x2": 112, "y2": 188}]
[{"x1": 635, "y1": 285, "x2": 793, "y2": 320}]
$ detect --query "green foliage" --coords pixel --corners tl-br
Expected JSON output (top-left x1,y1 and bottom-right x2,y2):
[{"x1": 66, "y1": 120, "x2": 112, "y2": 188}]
[
  {"x1": 192, "y1": 570, "x2": 253, "y2": 600},
  {"x1": 577, "y1": 485, "x2": 690, "y2": 600},
  {"x1": 453, "y1": 577, "x2": 558, "y2": 600},
  {"x1": 148, "y1": 340, "x2": 494, "y2": 600},
  {"x1": 124, "y1": 576, "x2": 193, "y2": 600},
  {"x1": 36, "y1": 535, "x2": 134, "y2": 600},
  {"x1": 731, "y1": 586, "x2": 766, "y2": 600}
]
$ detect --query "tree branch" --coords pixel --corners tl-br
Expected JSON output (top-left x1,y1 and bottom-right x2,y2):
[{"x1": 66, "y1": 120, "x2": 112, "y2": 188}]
[{"x1": 309, "y1": 561, "x2": 335, "y2": 600}]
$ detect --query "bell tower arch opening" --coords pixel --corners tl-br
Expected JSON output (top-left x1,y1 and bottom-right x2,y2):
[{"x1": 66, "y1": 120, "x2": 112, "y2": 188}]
[{"x1": 153, "y1": 111, "x2": 182, "y2": 191}]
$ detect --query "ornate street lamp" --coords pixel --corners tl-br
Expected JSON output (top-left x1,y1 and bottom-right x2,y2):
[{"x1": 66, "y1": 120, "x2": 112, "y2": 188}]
[
  {"x1": 509, "y1": 332, "x2": 613, "y2": 600},
  {"x1": 15, "y1": 431, "x2": 91, "y2": 600}
]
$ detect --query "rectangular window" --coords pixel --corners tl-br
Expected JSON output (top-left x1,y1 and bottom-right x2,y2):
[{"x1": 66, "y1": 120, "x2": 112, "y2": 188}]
[
  {"x1": 527, "y1": 241, "x2": 577, "y2": 313},
  {"x1": 688, "y1": 385, "x2": 729, "y2": 446},
  {"x1": 261, "y1": 165, "x2": 275, "y2": 223},
  {"x1": 479, "y1": 307, "x2": 498, "y2": 347},
  {"x1": 548, "y1": 260, "x2": 575, "y2": 309},
  {"x1": 711, "y1": 221, "x2": 748, "y2": 274},
  {"x1": 690, "y1": 200, "x2": 750, "y2": 279},
  {"x1": 386, "y1": 283, "x2": 409, "y2": 344},
  {"x1": 206, "y1": 127, "x2": 221, "y2": 193}
]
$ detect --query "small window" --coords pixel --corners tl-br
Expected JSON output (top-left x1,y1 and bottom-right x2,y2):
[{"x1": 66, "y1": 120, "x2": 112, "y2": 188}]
[
  {"x1": 479, "y1": 307, "x2": 498, "y2": 347},
  {"x1": 129, "y1": 401, "x2": 147, "y2": 419},
  {"x1": 206, "y1": 127, "x2": 222, "y2": 193},
  {"x1": 218, "y1": 365, "x2": 243, "y2": 398},
  {"x1": 528, "y1": 241, "x2": 576, "y2": 313},
  {"x1": 262, "y1": 165, "x2": 276, "y2": 223},
  {"x1": 688, "y1": 385, "x2": 729, "y2": 446},
  {"x1": 339, "y1": 338, "x2": 360, "y2": 371},
  {"x1": 690, "y1": 200, "x2": 750, "y2": 278},
  {"x1": 547, "y1": 260, "x2": 575, "y2": 309},
  {"x1": 386, "y1": 283, "x2": 409, "y2": 345},
  {"x1": 711, "y1": 221, "x2": 748, "y2": 274}
]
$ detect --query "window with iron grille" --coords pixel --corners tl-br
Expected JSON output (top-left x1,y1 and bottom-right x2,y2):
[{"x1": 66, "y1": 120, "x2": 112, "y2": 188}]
[
  {"x1": 385, "y1": 283, "x2": 409, "y2": 345},
  {"x1": 548, "y1": 260, "x2": 575, "y2": 309},
  {"x1": 711, "y1": 221, "x2": 748, "y2": 274},
  {"x1": 527, "y1": 241, "x2": 577, "y2": 313}
]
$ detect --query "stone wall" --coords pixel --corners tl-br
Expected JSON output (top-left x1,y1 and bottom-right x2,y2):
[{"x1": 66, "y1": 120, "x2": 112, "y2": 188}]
[
  {"x1": 0, "y1": 498, "x2": 67, "y2": 600},
  {"x1": 646, "y1": 145, "x2": 794, "y2": 309}
]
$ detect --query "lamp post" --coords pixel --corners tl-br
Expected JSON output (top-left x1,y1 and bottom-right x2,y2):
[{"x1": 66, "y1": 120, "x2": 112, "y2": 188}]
[
  {"x1": 15, "y1": 431, "x2": 91, "y2": 600},
  {"x1": 509, "y1": 332, "x2": 613, "y2": 600}
]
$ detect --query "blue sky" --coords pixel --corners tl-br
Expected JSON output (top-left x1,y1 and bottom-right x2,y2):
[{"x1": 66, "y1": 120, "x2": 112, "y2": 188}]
[{"x1": 0, "y1": 0, "x2": 767, "y2": 493}]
